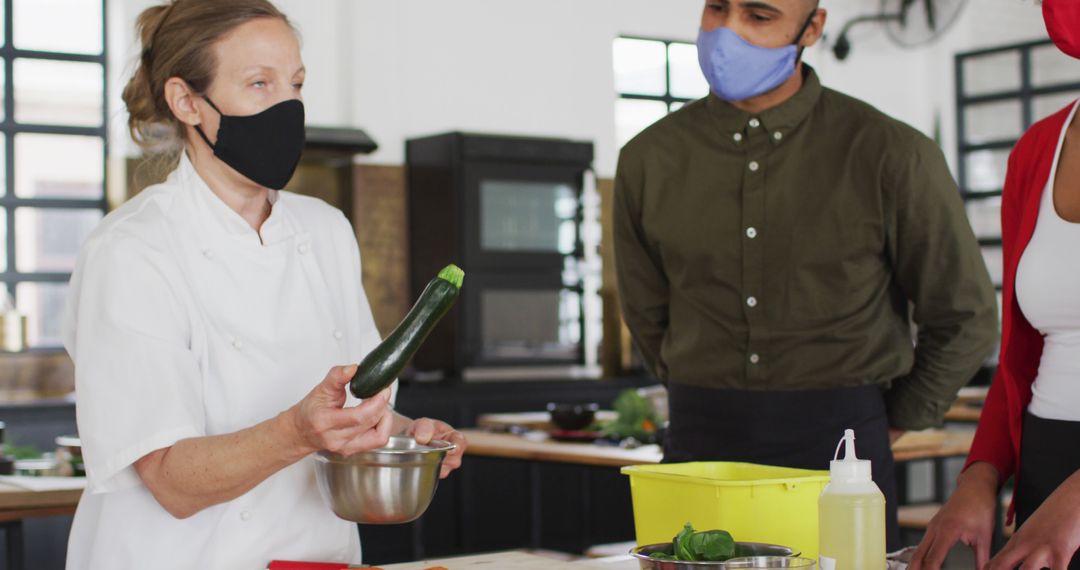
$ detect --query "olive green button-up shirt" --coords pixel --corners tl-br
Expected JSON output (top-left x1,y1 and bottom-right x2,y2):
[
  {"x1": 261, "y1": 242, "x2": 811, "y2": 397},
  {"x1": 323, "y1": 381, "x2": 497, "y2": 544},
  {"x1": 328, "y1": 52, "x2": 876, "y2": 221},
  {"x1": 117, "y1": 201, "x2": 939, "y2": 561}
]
[{"x1": 613, "y1": 67, "x2": 998, "y2": 430}]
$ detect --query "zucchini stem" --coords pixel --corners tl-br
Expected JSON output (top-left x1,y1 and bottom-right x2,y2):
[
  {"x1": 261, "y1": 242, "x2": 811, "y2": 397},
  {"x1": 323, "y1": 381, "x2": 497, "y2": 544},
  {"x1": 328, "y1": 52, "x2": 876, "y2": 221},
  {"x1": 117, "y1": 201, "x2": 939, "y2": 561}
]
[{"x1": 437, "y1": 264, "x2": 465, "y2": 289}]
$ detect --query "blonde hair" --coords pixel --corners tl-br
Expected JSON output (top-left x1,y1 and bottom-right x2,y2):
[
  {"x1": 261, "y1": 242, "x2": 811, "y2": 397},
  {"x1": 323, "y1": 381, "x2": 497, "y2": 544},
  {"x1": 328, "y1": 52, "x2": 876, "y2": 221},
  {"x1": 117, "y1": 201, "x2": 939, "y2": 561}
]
[{"x1": 121, "y1": 0, "x2": 291, "y2": 173}]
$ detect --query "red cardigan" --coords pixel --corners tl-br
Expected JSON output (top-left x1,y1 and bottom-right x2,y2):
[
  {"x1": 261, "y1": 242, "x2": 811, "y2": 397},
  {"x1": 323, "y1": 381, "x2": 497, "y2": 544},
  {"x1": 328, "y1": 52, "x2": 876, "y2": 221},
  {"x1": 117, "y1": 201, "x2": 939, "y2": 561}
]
[{"x1": 964, "y1": 101, "x2": 1077, "y2": 520}]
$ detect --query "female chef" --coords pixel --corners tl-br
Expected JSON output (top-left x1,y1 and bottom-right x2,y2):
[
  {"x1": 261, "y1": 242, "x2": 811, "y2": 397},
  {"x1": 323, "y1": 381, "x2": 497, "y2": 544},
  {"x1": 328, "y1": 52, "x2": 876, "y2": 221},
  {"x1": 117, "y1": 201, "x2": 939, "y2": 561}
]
[{"x1": 62, "y1": 1, "x2": 465, "y2": 568}]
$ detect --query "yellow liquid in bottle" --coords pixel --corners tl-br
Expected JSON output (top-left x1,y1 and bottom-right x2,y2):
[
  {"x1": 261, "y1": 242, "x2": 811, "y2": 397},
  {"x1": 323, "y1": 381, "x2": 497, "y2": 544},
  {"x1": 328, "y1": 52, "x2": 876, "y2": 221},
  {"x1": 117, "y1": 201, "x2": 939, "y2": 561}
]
[{"x1": 818, "y1": 490, "x2": 886, "y2": 570}]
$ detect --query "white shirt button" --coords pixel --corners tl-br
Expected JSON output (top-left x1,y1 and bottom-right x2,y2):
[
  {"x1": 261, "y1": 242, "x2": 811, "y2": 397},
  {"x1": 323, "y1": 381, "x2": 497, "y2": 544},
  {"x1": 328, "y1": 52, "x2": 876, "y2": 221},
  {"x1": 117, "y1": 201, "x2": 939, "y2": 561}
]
[
  {"x1": 749, "y1": 118, "x2": 761, "y2": 128},
  {"x1": 240, "y1": 511, "x2": 252, "y2": 522},
  {"x1": 733, "y1": 133, "x2": 744, "y2": 142},
  {"x1": 297, "y1": 243, "x2": 309, "y2": 254},
  {"x1": 773, "y1": 131, "x2": 783, "y2": 141},
  {"x1": 748, "y1": 161, "x2": 760, "y2": 172},
  {"x1": 202, "y1": 249, "x2": 214, "y2": 260},
  {"x1": 747, "y1": 296, "x2": 758, "y2": 308},
  {"x1": 333, "y1": 330, "x2": 344, "y2": 340},
  {"x1": 749, "y1": 353, "x2": 761, "y2": 364},
  {"x1": 231, "y1": 337, "x2": 243, "y2": 351},
  {"x1": 746, "y1": 227, "x2": 758, "y2": 239}
]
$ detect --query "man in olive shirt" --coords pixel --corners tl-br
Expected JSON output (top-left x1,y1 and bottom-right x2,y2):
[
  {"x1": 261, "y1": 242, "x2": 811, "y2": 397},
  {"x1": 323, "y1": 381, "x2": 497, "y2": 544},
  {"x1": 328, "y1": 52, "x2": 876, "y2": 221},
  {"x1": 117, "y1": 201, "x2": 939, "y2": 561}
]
[{"x1": 614, "y1": 0, "x2": 997, "y2": 550}]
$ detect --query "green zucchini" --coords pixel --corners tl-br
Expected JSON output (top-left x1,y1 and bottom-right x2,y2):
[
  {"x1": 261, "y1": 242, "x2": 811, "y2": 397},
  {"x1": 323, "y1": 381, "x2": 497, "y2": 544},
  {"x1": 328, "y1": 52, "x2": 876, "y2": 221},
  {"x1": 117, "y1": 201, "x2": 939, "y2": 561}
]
[{"x1": 349, "y1": 264, "x2": 464, "y2": 399}]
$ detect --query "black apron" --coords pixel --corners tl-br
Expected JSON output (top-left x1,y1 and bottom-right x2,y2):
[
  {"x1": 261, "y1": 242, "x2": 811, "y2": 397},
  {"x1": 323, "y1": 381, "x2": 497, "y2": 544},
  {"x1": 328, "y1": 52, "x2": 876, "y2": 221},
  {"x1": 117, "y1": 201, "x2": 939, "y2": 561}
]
[
  {"x1": 664, "y1": 382, "x2": 901, "y2": 552},
  {"x1": 1016, "y1": 412, "x2": 1080, "y2": 569}
]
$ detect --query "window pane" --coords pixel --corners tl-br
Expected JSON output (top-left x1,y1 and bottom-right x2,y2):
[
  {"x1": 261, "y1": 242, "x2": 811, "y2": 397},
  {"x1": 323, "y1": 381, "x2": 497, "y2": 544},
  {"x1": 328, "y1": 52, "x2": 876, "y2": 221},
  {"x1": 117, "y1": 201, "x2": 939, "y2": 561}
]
[
  {"x1": 613, "y1": 38, "x2": 667, "y2": 96},
  {"x1": 15, "y1": 134, "x2": 103, "y2": 199},
  {"x1": 13, "y1": 0, "x2": 103, "y2": 55},
  {"x1": 481, "y1": 181, "x2": 577, "y2": 254},
  {"x1": 16, "y1": 282, "x2": 68, "y2": 348},
  {"x1": 15, "y1": 208, "x2": 101, "y2": 273},
  {"x1": 615, "y1": 99, "x2": 668, "y2": 150},
  {"x1": 0, "y1": 209, "x2": 7, "y2": 272},
  {"x1": 670, "y1": 102, "x2": 685, "y2": 112},
  {"x1": 964, "y1": 101, "x2": 1023, "y2": 145},
  {"x1": 966, "y1": 197, "x2": 1001, "y2": 240},
  {"x1": 964, "y1": 149, "x2": 1009, "y2": 193},
  {"x1": 14, "y1": 59, "x2": 103, "y2": 127},
  {"x1": 982, "y1": 246, "x2": 1003, "y2": 287},
  {"x1": 669, "y1": 42, "x2": 708, "y2": 100},
  {"x1": 962, "y1": 52, "x2": 1021, "y2": 97},
  {"x1": 1031, "y1": 44, "x2": 1080, "y2": 88},
  {"x1": 1032, "y1": 92, "x2": 1080, "y2": 123},
  {"x1": 0, "y1": 136, "x2": 5, "y2": 197}
]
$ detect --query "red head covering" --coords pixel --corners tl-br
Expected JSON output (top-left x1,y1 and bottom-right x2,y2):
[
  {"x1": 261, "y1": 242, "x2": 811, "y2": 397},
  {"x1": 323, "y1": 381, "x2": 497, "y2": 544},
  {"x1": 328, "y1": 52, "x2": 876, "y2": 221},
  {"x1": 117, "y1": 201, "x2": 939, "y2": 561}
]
[{"x1": 1044, "y1": 0, "x2": 1080, "y2": 59}]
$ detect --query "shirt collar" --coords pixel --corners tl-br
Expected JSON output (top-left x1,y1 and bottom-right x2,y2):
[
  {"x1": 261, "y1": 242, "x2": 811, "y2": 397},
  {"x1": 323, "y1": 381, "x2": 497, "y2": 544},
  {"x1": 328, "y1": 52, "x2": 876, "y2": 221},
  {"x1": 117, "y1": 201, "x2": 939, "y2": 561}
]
[
  {"x1": 175, "y1": 150, "x2": 290, "y2": 245},
  {"x1": 705, "y1": 64, "x2": 823, "y2": 144}
]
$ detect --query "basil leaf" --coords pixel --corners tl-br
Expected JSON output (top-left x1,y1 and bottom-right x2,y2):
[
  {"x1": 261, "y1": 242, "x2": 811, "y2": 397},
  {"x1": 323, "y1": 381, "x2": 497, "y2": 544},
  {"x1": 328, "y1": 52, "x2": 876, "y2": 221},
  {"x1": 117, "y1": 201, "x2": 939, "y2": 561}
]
[
  {"x1": 688, "y1": 529, "x2": 736, "y2": 561},
  {"x1": 673, "y1": 522, "x2": 697, "y2": 561}
]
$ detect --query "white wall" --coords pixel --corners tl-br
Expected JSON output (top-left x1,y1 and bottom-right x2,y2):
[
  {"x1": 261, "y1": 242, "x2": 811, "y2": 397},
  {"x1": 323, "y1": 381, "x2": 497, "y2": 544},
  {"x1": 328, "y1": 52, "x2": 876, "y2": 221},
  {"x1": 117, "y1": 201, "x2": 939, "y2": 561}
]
[
  {"x1": 109, "y1": 0, "x2": 1052, "y2": 177},
  {"x1": 808, "y1": 0, "x2": 1048, "y2": 168}
]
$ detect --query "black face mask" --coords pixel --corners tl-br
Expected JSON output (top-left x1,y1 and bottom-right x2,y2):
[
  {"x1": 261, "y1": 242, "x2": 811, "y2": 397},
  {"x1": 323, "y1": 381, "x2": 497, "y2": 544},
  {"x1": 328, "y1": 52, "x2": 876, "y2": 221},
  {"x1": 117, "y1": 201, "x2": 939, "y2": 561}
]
[{"x1": 194, "y1": 96, "x2": 306, "y2": 190}]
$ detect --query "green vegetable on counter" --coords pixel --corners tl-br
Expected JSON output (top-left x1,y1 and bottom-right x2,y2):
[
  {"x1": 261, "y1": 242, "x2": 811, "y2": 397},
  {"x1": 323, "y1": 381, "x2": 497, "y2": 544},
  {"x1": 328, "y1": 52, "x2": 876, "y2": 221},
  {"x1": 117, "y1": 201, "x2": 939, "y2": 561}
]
[
  {"x1": 649, "y1": 522, "x2": 737, "y2": 562},
  {"x1": 601, "y1": 389, "x2": 661, "y2": 442},
  {"x1": 349, "y1": 264, "x2": 464, "y2": 399},
  {"x1": 3, "y1": 442, "x2": 41, "y2": 460}
]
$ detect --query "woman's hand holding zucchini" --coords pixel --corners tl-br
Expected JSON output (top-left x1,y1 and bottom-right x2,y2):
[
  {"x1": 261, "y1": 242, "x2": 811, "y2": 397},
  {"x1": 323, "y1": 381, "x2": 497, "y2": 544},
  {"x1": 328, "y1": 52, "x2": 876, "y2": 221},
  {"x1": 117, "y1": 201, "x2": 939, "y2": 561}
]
[{"x1": 286, "y1": 364, "x2": 395, "y2": 457}]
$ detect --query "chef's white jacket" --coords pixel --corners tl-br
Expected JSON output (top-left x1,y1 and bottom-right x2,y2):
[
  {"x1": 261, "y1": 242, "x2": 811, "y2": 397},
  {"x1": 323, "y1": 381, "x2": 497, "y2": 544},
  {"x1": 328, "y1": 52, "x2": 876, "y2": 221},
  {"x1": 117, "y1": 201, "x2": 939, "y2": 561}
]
[{"x1": 63, "y1": 152, "x2": 388, "y2": 569}]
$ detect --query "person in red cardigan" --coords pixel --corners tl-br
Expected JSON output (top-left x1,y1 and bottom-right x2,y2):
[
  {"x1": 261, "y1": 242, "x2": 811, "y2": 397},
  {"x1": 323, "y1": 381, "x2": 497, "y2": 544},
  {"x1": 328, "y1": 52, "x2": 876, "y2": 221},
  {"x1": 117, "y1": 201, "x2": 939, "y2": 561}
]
[{"x1": 910, "y1": 2, "x2": 1080, "y2": 569}]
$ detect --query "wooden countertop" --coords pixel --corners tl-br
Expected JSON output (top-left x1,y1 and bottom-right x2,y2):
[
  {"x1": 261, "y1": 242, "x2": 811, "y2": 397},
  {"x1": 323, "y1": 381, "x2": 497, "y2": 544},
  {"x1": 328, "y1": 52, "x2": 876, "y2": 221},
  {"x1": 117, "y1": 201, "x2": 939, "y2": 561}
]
[
  {"x1": 944, "y1": 386, "x2": 988, "y2": 423},
  {"x1": 0, "y1": 477, "x2": 85, "y2": 522},
  {"x1": 892, "y1": 429, "x2": 975, "y2": 463},
  {"x1": 461, "y1": 427, "x2": 976, "y2": 467},
  {"x1": 944, "y1": 402, "x2": 983, "y2": 422},
  {"x1": 461, "y1": 430, "x2": 662, "y2": 467}
]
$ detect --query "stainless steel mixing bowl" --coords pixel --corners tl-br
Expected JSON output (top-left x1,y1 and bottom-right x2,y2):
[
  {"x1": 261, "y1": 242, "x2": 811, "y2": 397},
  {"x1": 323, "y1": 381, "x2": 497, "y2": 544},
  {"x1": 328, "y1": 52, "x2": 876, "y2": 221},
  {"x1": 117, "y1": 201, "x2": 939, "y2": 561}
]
[
  {"x1": 719, "y1": 557, "x2": 816, "y2": 568},
  {"x1": 630, "y1": 542, "x2": 798, "y2": 569},
  {"x1": 314, "y1": 435, "x2": 456, "y2": 524}
]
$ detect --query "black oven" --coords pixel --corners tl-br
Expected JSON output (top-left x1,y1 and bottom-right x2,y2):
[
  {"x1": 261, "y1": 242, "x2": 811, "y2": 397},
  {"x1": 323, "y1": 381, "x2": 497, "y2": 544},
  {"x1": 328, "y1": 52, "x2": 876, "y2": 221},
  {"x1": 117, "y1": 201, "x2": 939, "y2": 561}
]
[{"x1": 406, "y1": 132, "x2": 594, "y2": 380}]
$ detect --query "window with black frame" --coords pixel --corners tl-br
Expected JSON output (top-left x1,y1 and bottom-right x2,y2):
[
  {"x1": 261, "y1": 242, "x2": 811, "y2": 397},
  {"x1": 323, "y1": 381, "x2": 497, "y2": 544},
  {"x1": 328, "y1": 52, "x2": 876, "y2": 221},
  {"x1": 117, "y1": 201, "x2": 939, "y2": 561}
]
[
  {"x1": 613, "y1": 36, "x2": 708, "y2": 149},
  {"x1": 2, "y1": 0, "x2": 108, "y2": 349},
  {"x1": 956, "y1": 39, "x2": 1080, "y2": 367}
]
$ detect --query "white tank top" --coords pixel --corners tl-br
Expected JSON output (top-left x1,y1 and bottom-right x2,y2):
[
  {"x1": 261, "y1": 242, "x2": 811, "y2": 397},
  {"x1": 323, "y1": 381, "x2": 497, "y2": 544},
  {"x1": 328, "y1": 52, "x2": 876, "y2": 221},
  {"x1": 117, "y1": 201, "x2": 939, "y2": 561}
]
[{"x1": 1016, "y1": 99, "x2": 1080, "y2": 422}]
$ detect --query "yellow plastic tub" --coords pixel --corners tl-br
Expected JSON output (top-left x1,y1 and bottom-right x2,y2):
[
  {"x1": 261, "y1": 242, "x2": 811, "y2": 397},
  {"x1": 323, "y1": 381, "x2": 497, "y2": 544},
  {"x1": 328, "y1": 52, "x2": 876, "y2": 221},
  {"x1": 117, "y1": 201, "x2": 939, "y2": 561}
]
[{"x1": 621, "y1": 462, "x2": 830, "y2": 560}]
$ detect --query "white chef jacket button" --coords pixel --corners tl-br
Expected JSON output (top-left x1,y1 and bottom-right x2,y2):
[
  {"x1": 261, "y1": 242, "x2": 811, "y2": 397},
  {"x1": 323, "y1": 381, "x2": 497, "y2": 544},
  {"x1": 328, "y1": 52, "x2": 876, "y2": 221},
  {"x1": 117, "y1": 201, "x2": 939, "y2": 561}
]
[
  {"x1": 749, "y1": 118, "x2": 761, "y2": 128},
  {"x1": 748, "y1": 161, "x2": 760, "y2": 172},
  {"x1": 333, "y1": 330, "x2": 343, "y2": 340},
  {"x1": 240, "y1": 511, "x2": 252, "y2": 521},
  {"x1": 202, "y1": 249, "x2": 214, "y2": 260},
  {"x1": 733, "y1": 133, "x2": 743, "y2": 142},
  {"x1": 749, "y1": 353, "x2": 761, "y2": 364},
  {"x1": 297, "y1": 243, "x2": 309, "y2": 254},
  {"x1": 231, "y1": 338, "x2": 243, "y2": 350}
]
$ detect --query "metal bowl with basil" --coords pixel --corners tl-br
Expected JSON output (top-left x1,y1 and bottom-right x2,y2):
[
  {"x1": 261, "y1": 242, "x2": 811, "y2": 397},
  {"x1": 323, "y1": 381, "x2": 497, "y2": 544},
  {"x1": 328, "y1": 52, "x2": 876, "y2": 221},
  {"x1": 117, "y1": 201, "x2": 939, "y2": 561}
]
[{"x1": 631, "y1": 542, "x2": 806, "y2": 569}]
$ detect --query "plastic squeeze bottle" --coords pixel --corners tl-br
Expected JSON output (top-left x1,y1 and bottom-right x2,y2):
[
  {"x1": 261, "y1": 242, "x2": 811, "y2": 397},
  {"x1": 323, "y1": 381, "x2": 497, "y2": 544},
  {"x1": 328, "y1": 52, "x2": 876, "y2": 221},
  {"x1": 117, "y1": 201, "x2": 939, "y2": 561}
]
[{"x1": 818, "y1": 429, "x2": 886, "y2": 570}]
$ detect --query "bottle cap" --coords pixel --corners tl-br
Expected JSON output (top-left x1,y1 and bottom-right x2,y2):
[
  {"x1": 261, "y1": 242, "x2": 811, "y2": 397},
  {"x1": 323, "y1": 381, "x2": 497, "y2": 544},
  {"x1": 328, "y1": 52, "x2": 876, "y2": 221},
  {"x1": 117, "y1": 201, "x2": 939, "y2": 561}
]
[{"x1": 830, "y1": 428, "x2": 872, "y2": 483}]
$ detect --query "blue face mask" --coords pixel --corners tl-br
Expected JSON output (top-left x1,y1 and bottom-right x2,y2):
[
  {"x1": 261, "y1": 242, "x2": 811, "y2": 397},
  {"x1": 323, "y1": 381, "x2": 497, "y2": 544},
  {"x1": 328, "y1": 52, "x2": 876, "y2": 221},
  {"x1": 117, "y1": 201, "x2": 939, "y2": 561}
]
[{"x1": 697, "y1": 14, "x2": 815, "y2": 102}]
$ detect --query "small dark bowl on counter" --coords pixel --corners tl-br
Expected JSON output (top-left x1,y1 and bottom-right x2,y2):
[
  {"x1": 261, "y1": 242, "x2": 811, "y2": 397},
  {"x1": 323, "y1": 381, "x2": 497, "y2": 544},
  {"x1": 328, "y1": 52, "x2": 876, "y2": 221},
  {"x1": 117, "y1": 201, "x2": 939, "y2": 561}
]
[{"x1": 546, "y1": 402, "x2": 599, "y2": 431}]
